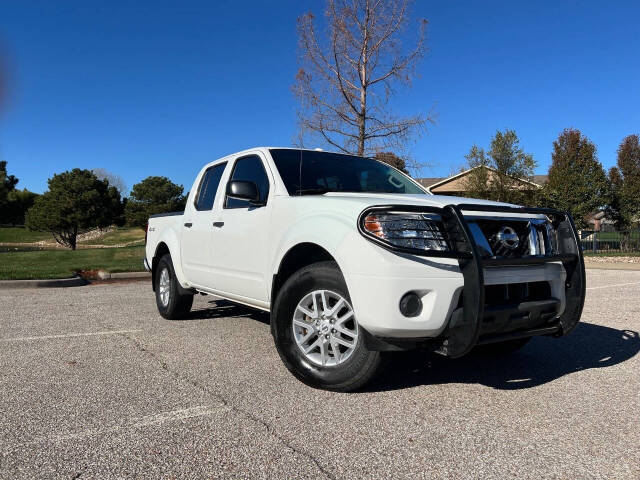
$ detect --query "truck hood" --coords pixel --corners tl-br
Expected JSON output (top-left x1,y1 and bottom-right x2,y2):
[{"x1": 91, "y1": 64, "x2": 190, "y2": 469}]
[{"x1": 277, "y1": 192, "x2": 538, "y2": 223}]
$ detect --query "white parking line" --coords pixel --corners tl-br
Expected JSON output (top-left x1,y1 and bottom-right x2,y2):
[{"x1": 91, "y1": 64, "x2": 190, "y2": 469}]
[
  {"x1": 51, "y1": 405, "x2": 231, "y2": 442},
  {"x1": 586, "y1": 281, "x2": 640, "y2": 291},
  {"x1": 0, "y1": 405, "x2": 231, "y2": 450},
  {"x1": 0, "y1": 329, "x2": 143, "y2": 342}
]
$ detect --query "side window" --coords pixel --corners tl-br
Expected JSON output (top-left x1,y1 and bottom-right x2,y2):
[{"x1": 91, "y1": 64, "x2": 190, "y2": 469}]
[
  {"x1": 194, "y1": 162, "x2": 226, "y2": 211},
  {"x1": 225, "y1": 155, "x2": 270, "y2": 209}
]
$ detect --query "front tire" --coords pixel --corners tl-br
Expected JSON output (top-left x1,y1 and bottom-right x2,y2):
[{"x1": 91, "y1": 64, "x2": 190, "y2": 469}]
[
  {"x1": 155, "y1": 254, "x2": 193, "y2": 320},
  {"x1": 272, "y1": 261, "x2": 381, "y2": 392}
]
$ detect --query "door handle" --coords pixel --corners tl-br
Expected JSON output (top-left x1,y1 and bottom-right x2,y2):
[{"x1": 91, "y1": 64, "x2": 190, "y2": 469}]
[
  {"x1": 184, "y1": 222, "x2": 193, "y2": 228},
  {"x1": 212, "y1": 221, "x2": 224, "y2": 228}
]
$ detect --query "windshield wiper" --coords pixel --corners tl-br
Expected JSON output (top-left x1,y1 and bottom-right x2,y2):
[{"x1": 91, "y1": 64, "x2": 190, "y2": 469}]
[{"x1": 295, "y1": 187, "x2": 332, "y2": 196}]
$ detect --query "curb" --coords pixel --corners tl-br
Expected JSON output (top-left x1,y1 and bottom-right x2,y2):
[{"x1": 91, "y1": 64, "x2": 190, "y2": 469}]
[
  {"x1": 97, "y1": 271, "x2": 151, "y2": 280},
  {"x1": 0, "y1": 275, "x2": 88, "y2": 290},
  {"x1": 0, "y1": 271, "x2": 151, "y2": 289}
]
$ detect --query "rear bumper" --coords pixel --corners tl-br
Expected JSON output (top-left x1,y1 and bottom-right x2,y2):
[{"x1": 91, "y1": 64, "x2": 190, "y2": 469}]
[
  {"x1": 352, "y1": 203, "x2": 586, "y2": 357},
  {"x1": 143, "y1": 257, "x2": 151, "y2": 272}
]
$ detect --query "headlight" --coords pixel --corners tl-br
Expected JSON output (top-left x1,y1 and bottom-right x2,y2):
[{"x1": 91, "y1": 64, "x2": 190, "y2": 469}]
[{"x1": 361, "y1": 212, "x2": 450, "y2": 251}]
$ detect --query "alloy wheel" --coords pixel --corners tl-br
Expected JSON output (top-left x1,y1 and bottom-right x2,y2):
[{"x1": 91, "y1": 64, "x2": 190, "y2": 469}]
[
  {"x1": 158, "y1": 268, "x2": 171, "y2": 307},
  {"x1": 292, "y1": 289, "x2": 358, "y2": 366}
]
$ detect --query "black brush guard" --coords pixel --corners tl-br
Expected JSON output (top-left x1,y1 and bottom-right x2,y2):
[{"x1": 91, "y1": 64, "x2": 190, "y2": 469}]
[{"x1": 358, "y1": 203, "x2": 586, "y2": 357}]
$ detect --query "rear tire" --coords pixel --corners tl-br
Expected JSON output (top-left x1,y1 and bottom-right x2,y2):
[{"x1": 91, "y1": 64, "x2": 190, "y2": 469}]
[
  {"x1": 155, "y1": 254, "x2": 193, "y2": 320},
  {"x1": 474, "y1": 337, "x2": 531, "y2": 355},
  {"x1": 272, "y1": 261, "x2": 381, "y2": 392}
]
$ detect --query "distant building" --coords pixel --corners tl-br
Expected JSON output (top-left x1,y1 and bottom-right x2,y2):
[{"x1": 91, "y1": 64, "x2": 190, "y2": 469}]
[
  {"x1": 585, "y1": 211, "x2": 616, "y2": 232},
  {"x1": 417, "y1": 166, "x2": 547, "y2": 196},
  {"x1": 417, "y1": 168, "x2": 627, "y2": 232}
]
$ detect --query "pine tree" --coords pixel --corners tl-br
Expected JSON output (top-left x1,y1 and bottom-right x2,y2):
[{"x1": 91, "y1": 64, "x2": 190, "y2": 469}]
[
  {"x1": 608, "y1": 134, "x2": 640, "y2": 229},
  {"x1": 545, "y1": 129, "x2": 609, "y2": 229},
  {"x1": 26, "y1": 169, "x2": 122, "y2": 249}
]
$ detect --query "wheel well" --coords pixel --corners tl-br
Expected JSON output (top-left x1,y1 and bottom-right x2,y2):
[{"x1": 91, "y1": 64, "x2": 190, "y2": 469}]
[
  {"x1": 271, "y1": 243, "x2": 336, "y2": 307},
  {"x1": 151, "y1": 242, "x2": 170, "y2": 290}
]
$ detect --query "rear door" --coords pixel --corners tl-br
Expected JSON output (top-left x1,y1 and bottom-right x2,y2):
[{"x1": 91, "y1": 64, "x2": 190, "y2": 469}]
[
  {"x1": 180, "y1": 161, "x2": 227, "y2": 286},
  {"x1": 209, "y1": 153, "x2": 273, "y2": 302}
]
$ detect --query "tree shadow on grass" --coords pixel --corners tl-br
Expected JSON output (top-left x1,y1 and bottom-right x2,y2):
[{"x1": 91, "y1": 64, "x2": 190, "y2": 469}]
[{"x1": 365, "y1": 322, "x2": 640, "y2": 392}]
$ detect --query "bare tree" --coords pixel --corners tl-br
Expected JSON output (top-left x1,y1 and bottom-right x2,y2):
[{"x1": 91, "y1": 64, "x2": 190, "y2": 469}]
[
  {"x1": 294, "y1": 0, "x2": 432, "y2": 157},
  {"x1": 92, "y1": 168, "x2": 127, "y2": 196}
]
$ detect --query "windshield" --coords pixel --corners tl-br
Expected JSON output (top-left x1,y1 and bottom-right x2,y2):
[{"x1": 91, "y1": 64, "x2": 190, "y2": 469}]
[{"x1": 269, "y1": 149, "x2": 425, "y2": 195}]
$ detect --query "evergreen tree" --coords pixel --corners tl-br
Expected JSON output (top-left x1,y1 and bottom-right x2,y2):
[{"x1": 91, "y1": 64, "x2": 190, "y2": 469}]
[
  {"x1": 125, "y1": 176, "x2": 186, "y2": 229},
  {"x1": 608, "y1": 134, "x2": 640, "y2": 229},
  {"x1": 545, "y1": 128, "x2": 609, "y2": 229},
  {"x1": 25, "y1": 169, "x2": 122, "y2": 249},
  {"x1": 0, "y1": 161, "x2": 19, "y2": 222},
  {"x1": 6, "y1": 189, "x2": 39, "y2": 225}
]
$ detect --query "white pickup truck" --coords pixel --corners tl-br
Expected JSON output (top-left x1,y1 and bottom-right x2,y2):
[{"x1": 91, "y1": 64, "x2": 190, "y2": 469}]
[{"x1": 145, "y1": 147, "x2": 585, "y2": 391}]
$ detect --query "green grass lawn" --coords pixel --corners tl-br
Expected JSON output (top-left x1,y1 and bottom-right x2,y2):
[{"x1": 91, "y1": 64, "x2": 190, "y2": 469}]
[
  {"x1": 0, "y1": 246, "x2": 146, "y2": 280},
  {"x1": 594, "y1": 232, "x2": 620, "y2": 241},
  {"x1": 589, "y1": 231, "x2": 640, "y2": 241},
  {"x1": 583, "y1": 251, "x2": 640, "y2": 257},
  {"x1": 81, "y1": 227, "x2": 145, "y2": 246},
  {"x1": 0, "y1": 227, "x2": 52, "y2": 243}
]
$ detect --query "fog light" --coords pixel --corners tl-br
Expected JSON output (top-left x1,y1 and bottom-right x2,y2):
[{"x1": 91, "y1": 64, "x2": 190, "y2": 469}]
[{"x1": 399, "y1": 292, "x2": 422, "y2": 317}]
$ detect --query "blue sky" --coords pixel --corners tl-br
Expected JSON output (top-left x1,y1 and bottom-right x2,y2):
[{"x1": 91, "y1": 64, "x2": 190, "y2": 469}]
[{"x1": 1, "y1": 0, "x2": 639, "y2": 194}]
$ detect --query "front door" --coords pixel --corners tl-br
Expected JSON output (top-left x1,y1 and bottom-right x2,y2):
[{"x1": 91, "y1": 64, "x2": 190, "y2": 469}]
[
  {"x1": 209, "y1": 153, "x2": 272, "y2": 302},
  {"x1": 180, "y1": 161, "x2": 227, "y2": 287}
]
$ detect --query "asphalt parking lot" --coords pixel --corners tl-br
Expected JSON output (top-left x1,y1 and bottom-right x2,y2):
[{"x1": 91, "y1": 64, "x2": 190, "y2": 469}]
[{"x1": 1, "y1": 269, "x2": 639, "y2": 479}]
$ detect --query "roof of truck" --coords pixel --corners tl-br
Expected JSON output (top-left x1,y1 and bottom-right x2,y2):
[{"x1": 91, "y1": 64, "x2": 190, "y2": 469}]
[{"x1": 232, "y1": 146, "x2": 364, "y2": 157}]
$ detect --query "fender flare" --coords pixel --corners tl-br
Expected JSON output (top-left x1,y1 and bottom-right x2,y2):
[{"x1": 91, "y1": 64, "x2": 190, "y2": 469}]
[
  {"x1": 269, "y1": 212, "x2": 357, "y2": 303},
  {"x1": 153, "y1": 227, "x2": 189, "y2": 288},
  {"x1": 271, "y1": 213, "x2": 353, "y2": 277}
]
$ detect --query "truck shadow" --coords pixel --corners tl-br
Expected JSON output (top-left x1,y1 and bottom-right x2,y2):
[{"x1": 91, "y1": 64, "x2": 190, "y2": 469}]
[
  {"x1": 185, "y1": 301, "x2": 639, "y2": 392},
  {"x1": 365, "y1": 323, "x2": 640, "y2": 392},
  {"x1": 187, "y1": 299, "x2": 270, "y2": 325}
]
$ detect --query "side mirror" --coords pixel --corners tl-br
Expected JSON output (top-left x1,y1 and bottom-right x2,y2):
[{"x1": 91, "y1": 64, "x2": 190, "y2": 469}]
[{"x1": 226, "y1": 180, "x2": 263, "y2": 205}]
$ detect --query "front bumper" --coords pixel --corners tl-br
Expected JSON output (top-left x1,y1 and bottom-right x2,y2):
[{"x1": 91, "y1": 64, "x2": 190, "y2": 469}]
[{"x1": 354, "y1": 203, "x2": 586, "y2": 358}]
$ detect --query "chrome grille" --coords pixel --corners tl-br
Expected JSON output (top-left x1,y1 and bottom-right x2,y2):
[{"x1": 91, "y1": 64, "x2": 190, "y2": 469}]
[{"x1": 467, "y1": 217, "x2": 555, "y2": 259}]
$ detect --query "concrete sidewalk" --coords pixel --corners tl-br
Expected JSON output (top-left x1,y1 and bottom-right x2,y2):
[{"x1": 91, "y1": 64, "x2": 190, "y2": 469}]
[{"x1": 584, "y1": 260, "x2": 640, "y2": 270}]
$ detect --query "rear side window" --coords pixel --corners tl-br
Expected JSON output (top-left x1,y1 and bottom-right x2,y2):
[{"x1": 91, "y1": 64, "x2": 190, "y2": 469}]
[
  {"x1": 195, "y1": 162, "x2": 226, "y2": 211},
  {"x1": 225, "y1": 155, "x2": 270, "y2": 209}
]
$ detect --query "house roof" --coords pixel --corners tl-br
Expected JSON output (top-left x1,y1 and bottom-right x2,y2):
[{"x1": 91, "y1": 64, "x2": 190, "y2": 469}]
[
  {"x1": 416, "y1": 177, "x2": 444, "y2": 188},
  {"x1": 417, "y1": 166, "x2": 545, "y2": 193},
  {"x1": 533, "y1": 175, "x2": 548, "y2": 185}
]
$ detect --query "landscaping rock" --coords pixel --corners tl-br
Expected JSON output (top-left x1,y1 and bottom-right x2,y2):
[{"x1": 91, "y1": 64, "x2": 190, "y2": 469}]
[{"x1": 97, "y1": 270, "x2": 111, "y2": 280}]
